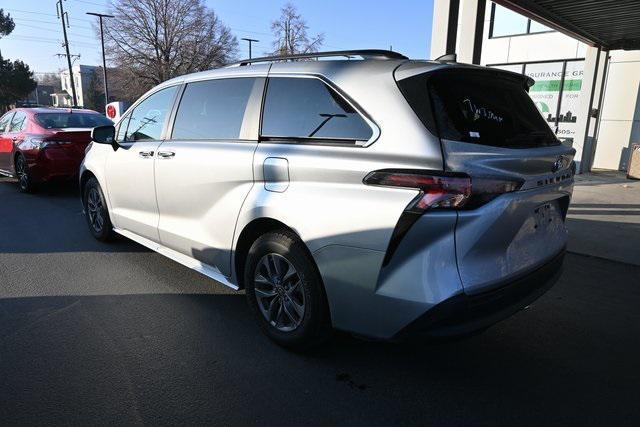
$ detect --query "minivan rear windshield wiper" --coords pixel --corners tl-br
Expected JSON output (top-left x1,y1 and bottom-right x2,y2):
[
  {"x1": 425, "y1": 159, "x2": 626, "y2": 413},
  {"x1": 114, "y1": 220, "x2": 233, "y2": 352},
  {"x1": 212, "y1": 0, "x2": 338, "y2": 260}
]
[{"x1": 308, "y1": 113, "x2": 347, "y2": 137}]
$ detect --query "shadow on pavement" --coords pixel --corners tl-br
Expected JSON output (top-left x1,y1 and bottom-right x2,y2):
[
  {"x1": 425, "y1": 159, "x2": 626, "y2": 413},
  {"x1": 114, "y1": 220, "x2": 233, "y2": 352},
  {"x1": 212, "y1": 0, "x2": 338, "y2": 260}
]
[
  {"x1": 0, "y1": 178, "x2": 147, "y2": 254},
  {"x1": 1, "y1": 252, "x2": 639, "y2": 425}
]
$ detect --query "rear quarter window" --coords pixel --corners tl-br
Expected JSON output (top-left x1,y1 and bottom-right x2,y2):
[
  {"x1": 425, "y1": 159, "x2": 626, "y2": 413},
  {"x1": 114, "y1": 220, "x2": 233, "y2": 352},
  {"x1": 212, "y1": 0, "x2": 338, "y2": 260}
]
[{"x1": 262, "y1": 77, "x2": 373, "y2": 142}]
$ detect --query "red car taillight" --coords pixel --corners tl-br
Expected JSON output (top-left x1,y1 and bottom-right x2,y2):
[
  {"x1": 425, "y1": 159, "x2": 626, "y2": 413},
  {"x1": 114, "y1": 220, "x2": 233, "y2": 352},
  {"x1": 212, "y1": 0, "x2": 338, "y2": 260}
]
[{"x1": 29, "y1": 137, "x2": 73, "y2": 149}]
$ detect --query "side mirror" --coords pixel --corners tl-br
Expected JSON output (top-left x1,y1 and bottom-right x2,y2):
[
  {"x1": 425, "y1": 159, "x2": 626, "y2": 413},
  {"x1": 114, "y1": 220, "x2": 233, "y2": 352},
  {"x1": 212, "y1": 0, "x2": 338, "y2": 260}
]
[{"x1": 91, "y1": 125, "x2": 118, "y2": 150}]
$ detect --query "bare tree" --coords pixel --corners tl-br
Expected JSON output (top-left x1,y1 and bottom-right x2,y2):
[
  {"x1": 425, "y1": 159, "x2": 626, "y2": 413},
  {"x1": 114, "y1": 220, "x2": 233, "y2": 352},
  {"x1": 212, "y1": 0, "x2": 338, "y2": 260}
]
[
  {"x1": 103, "y1": 0, "x2": 237, "y2": 94},
  {"x1": 271, "y1": 3, "x2": 324, "y2": 56},
  {"x1": 37, "y1": 73, "x2": 63, "y2": 93}
]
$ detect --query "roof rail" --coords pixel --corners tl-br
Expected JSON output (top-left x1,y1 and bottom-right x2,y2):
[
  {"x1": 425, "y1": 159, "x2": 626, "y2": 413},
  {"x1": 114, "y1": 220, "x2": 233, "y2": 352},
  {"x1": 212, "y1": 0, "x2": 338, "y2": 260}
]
[{"x1": 228, "y1": 49, "x2": 408, "y2": 67}]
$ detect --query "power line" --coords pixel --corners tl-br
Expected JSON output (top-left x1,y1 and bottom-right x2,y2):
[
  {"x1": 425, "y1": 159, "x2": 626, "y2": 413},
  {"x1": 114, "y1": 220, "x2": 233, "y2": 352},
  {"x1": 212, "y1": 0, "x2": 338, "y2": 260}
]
[
  {"x1": 7, "y1": 30, "x2": 100, "y2": 48},
  {"x1": 5, "y1": 8, "x2": 94, "y2": 23},
  {"x1": 7, "y1": 34, "x2": 97, "y2": 48},
  {"x1": 7, "y1": 5, "x2": 348, "y2": 64},
  {"x1": 73, "y1": 0, "x2": 109, "y2": 7},
  {"x1": 11, "y1": 24, "x2": 97, "y2": 42},
  {"x1": 4, "y1": 8, "x2": 58, "y2": 17},
  {"x1": 12, "y1": 17, "x2": 94, "y2": 32}
]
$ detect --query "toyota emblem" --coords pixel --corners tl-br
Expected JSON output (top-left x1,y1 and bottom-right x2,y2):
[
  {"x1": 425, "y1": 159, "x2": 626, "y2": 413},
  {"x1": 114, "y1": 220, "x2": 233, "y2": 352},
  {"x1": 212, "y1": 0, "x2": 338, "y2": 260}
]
[{"x1": 552, "y1": 156, "x2": 566, "y2": 172}]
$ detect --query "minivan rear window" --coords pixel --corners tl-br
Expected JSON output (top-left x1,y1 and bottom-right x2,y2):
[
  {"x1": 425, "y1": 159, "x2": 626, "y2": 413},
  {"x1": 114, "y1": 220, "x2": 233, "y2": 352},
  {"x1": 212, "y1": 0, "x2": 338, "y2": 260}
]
[{"x1": 398, "y1": 70, "x2": 559, "y2": 148}]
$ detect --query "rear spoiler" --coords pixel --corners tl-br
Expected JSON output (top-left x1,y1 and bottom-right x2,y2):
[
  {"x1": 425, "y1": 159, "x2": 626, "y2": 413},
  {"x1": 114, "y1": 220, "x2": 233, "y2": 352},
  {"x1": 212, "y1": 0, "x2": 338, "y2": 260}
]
[{"x1": 395, "y1": 61, "x2": 535, "y2": 90}]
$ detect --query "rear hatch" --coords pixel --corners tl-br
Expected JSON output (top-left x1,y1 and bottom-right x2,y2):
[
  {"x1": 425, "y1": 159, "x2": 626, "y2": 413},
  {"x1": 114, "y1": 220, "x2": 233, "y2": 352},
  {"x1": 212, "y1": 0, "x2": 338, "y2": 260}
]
[{"x1": 396, "y1": 64, "x2": 574, "y2": 294}]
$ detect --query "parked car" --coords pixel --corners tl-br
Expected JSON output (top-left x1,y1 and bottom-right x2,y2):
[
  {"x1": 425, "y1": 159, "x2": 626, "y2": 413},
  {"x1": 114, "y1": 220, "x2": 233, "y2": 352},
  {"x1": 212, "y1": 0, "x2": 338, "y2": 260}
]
[
  {"x1": 81, "y1": 50, "x2": 575, "y2": 349},
  {"x1": 0, "y1": 107, "x2": 113, "y2": 192}
]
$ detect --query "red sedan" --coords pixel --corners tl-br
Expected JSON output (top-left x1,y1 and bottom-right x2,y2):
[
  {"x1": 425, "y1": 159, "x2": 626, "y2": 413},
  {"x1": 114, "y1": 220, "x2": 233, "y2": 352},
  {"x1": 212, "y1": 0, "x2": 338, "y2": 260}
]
[{"x1": 0, "y1": 108, "x2": 113, "y2": 192}]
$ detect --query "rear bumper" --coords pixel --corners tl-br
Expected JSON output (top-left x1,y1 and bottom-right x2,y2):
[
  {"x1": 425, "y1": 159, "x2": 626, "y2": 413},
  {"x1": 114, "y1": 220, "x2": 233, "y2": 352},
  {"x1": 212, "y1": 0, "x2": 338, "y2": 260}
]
[
  {"x1": 396, "y1": 247, "x2": 565, "y2": 339},
  {"x1": 31, "y1": 148, "x2": 84, "y2": 182}
]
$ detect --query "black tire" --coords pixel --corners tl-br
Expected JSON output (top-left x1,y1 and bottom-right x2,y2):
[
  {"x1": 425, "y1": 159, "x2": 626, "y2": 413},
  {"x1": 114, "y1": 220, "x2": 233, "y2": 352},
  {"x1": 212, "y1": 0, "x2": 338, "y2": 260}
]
[
  {"x1": 83, "y1": 177, "x2": 115, "y2": 241},
  {"x1": 15, "y1": 154, "x2": 36, "y2": 193},
  {"x1": 245, "y1": 231, "x2": 332, "y2": 350}
]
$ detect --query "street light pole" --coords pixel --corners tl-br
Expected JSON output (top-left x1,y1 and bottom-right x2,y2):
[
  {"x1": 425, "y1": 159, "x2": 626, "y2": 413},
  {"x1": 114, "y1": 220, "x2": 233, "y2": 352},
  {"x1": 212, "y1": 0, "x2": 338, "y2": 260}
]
[
  {"x1": 241, "y1": 38, "x2": 259, "y2": 59},
  {"x1": 87, "y1": 12, "x2": 114, "y2": 107}
]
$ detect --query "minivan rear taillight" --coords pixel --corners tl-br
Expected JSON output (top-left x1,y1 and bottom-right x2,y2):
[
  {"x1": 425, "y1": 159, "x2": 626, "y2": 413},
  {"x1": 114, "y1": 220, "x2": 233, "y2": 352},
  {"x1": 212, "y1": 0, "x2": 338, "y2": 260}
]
[
  {"x1": 364, "y1": 170, "x2": 471, "y2": 212},
  {"x1": 365, "y1": 169, "x2": 524, "y2": 266},
  {"x1": 363, "y1": 169, "x2": 523, "y2": 212}
]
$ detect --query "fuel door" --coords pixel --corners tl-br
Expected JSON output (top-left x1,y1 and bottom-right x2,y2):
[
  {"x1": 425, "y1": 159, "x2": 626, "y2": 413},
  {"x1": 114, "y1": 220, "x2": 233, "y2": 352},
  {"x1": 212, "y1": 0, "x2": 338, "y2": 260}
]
[{"x1": 263, "y1": 157, "x2": 289, "y2": 192}]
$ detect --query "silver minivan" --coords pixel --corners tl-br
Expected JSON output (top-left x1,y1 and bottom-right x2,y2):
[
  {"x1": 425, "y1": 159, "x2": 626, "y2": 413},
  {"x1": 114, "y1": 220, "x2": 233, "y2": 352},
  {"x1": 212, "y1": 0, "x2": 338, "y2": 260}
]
[{"x1": 81, "y1": 50, "x2": 574, "y2": 349}]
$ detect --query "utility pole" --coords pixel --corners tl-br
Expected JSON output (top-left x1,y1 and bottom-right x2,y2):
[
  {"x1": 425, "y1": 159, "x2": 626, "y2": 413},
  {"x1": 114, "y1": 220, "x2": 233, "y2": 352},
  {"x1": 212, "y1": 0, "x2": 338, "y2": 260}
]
[
  {"x1": 241, "y1": 38, "x2": 259, "y2": 59},
  {"x1": 56, "y1": 0, "x2": 77, "y2": 106},
  {"x1": 87, "y1": 12, "x2": 114, "y2": 107}
]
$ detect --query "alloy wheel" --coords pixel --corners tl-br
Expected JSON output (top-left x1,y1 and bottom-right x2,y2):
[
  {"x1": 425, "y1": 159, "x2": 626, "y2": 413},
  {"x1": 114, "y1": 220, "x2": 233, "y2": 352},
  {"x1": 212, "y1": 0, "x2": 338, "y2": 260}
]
[
  {"x1": 86, "y1": 187, "x2": 105, "y2": 233},
  {"x1": 254, "y1": 253, "x2": 306, "y2": 332},
  {"x1": 16, "y1": 157, "x2": 28, "y2": 190}
]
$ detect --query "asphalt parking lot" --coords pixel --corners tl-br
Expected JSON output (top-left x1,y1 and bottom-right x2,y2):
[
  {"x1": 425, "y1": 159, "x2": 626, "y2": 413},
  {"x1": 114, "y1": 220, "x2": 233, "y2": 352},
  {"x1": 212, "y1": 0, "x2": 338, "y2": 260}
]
[{"x1": 1, "y1": 176, "x2": 639, "y2": 425}]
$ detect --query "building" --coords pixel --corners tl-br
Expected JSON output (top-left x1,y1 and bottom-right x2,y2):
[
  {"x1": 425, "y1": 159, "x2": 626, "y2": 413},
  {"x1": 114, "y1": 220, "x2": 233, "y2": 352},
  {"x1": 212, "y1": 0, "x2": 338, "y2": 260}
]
[
  {"x1": 51, "y1": 64, "x2": 98, "y2": 109},
  {"x1": 431, "y1": 0, "x2": 640, "y2": 172},
  {"x1": 17, "y1": 85, "x2": 55, "y2": 107}
]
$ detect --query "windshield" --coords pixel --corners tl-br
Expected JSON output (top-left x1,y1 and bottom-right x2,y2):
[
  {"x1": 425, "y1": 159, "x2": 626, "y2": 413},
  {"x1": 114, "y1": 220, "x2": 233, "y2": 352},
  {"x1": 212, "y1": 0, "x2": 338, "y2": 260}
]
[
  {"x1": 35, "y1": 112, "x2": 113, "y2": 129},
  {"x1": 398, "y1": 69, "x2": 559, "y2": 149}
]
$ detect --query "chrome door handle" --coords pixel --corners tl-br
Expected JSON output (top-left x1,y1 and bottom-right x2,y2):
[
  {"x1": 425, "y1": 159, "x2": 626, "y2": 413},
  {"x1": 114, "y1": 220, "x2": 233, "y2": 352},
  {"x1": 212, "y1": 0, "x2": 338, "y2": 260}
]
[
  {"x1": 157, "y1": 151, "x2": 175, "y2": 158},
  {"x1": 138, "y1": 150, "x2": 154, "y2": 158}
]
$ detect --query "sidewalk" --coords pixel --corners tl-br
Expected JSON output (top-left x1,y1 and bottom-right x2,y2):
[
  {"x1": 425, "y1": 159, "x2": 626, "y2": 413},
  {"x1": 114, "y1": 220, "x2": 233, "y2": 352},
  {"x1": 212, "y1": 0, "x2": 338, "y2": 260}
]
[{"x1": 567, "y1": 170, "x2": 640, "y2": 266}]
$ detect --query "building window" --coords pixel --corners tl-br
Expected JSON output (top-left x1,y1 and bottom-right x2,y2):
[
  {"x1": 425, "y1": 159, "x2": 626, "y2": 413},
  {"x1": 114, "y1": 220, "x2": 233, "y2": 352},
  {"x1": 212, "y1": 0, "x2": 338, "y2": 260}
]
[
  {"x1": 489, "y1": 3, "x2": 553, "y2": 38},
  {"x1": 488, "y1": 59, "x2": 584, "y2": 147}
]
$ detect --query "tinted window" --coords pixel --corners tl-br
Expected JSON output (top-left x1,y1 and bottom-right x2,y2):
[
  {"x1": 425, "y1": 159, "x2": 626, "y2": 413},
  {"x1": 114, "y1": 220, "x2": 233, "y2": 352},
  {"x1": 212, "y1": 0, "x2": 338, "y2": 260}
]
[
  {"x1": 262, "y1": 77, "x2": 372, "y2": 141},
  {"x1": 9, "y1": 112, "x2": 27, "y2": 132},
  {"x1": 399, "y1": 70, "x2": 558, "y2": 148},
  {"x1": 126, "y1": 86, "x2": 178, "y2": 142},
  {"x1": 35, "y1": 112, "x2": 113, "y2": 129},
  {"x1": 0, "y1": 112, "x2": 14, "y2": 133},
  {"x1": 172, "y1": 78, "x2": 255, "y2": 140}
]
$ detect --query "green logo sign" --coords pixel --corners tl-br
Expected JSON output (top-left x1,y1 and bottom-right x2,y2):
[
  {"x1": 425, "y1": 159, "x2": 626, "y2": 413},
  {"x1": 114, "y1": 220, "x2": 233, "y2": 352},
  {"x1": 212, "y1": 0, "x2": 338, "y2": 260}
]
[{"x1": 530, "y1": 79, "x2": 582, "y2": 92}]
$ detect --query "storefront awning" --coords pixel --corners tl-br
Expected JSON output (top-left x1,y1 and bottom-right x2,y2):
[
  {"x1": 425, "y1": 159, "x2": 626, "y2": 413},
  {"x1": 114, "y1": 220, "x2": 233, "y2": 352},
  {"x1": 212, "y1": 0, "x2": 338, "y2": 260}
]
[{"x1": 493, "y1": 0, "x2": 640, "y2": 50}]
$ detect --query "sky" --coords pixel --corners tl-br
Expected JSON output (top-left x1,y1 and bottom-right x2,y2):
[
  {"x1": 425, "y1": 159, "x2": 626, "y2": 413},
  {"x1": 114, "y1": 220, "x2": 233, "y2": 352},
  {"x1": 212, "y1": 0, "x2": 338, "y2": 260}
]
[{"x1": 0, "y1": 0, "x2": 434, "y2": 76}]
